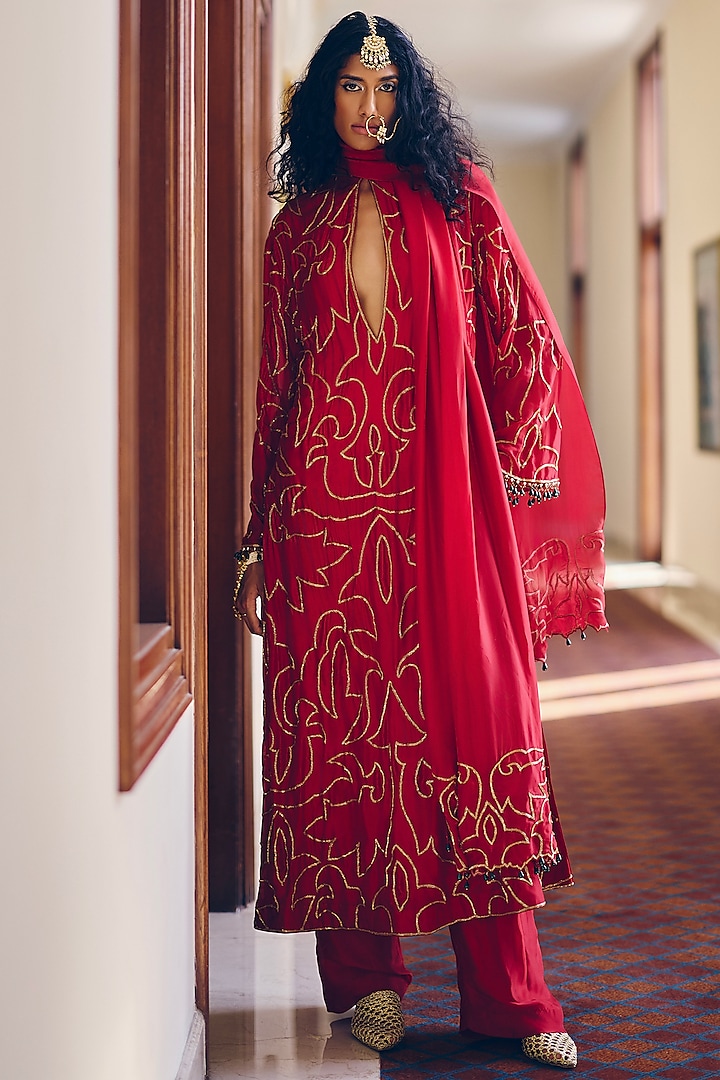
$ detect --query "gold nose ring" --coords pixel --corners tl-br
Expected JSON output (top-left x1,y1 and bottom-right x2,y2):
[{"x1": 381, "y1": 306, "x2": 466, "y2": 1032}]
[{"x1": 364, "y1": 113, "x2": 400, "y2": 145}]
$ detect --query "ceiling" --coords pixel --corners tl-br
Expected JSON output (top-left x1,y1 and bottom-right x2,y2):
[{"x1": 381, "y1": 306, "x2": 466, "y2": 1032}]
[{"x1": 311, "y1": 0, "x2": 674, "y2": 160}]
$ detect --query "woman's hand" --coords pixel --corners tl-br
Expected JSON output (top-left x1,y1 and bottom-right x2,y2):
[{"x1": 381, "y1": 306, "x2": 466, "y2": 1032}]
[{"x1": 234, "y1": 560, "x2": 265, "y2": 635}]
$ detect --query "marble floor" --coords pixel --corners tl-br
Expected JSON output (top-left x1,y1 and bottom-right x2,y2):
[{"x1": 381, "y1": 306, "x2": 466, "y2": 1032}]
[{"x1": 209, "y1": 907, "x2": 378, "y2": 1080}]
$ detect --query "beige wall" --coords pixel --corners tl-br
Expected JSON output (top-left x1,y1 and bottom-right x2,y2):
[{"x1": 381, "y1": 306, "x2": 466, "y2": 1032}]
[
  {"x1": 0, "y1": 4, "x2": 196, "y2": 1078},
  {"x1": 581, "y1": 0, "x2": 720, "y2": 585},
  {"x1": 585, "y1": 66, "x2": 639, "y2": 554},
  {"x1": 493, "y1": 159, "x2": 569, "y2": 340},
  {"x1": 274, "y1": 0, "x2": 319, "y2": 98},
  {"x1": 663, "y1": 0, "x2": 720, "y2": 589}
]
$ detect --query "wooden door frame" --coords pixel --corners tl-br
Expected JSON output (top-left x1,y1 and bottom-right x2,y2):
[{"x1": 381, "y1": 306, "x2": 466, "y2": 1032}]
[
  {"x1": 118, "y1": 0, "x2": 210, "y2": 1021},
  {"x1": 207, "y1": 0, "x2": 273, "y2": 915},
  {"x1": 193, "y1": 0, "x2": 210, "y2": 1023},
  {"x1": 637, "y1": 38, "x2": 664, "y2": 564},
  {"x1": 638, "y1": 222, "x2": 663, "y2": 563}
]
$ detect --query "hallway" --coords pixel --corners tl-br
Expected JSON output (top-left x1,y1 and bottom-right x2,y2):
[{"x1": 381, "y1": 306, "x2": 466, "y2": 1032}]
[
  {"x1": 208, "y1": 585, "x2": 720, "y2": 1079},
  {"x1": 5, "y1": 2, "x2": 720, "y2": 1077}
]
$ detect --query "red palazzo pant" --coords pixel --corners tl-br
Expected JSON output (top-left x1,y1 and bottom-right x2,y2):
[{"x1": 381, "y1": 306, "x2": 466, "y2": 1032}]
[{"x1": 315, "y1": 911, "x2": 565, "y2": 1039}]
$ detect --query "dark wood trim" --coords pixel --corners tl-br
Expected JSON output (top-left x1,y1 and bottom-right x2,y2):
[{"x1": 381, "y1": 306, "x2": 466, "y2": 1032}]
[
  {"x1": 192, "y1": 0, "x2": 210, "y2": 1023},
  {"x1": 119, "y1": 0, "x2": 209, "y2": 1023},
  {"x1": 118, "y1": 0, "x2": 141, "y2": 780},
  {"x1": 134, "y1": 624, "x2": 192, "y2": 775},
  {"x1": 207, "y1": 0, "x2": 272, "y2": 911},
  {"x1": 208, "y1": 0, "x2": 243, "y2": 912},
  {"x1": 639, "y1": 224, "x2": 663, "y2": 562},
  {"x1": 118, "y1": 0, "x2": 206, "y2": 792},
  {"x1": 237, "y1": 0, "x2": 256, "y2": 907}
]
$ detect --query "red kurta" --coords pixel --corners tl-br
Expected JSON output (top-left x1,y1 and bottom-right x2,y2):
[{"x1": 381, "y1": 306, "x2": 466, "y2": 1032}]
[{"x1": 245, "y1": 147, "x2": 606, "y2": 935}]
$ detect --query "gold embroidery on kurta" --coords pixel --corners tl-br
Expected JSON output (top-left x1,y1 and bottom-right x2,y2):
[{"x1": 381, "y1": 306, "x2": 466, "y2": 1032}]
[{"x1": 250, "y1": 183, "x2": 573, "y2": 936}]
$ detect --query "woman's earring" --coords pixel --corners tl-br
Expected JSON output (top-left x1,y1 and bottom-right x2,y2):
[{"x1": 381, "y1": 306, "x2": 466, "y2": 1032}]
[{"x1": 365, "y1": 114, "x2": 401, "y2": 145}]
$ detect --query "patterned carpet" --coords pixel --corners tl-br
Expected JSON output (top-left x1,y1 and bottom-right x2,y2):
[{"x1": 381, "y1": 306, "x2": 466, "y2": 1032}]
[{"x1": 380, "y1": 592, "x2": 720, "y2": 1078}]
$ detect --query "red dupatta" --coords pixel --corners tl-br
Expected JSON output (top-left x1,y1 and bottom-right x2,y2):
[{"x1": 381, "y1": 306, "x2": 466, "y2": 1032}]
[
  {"x1": 466, "y1": 168, "x2": 607, "y2": 658},
  {"x1": 340, "y1": 146, "x2": 605, "y2": 888}
]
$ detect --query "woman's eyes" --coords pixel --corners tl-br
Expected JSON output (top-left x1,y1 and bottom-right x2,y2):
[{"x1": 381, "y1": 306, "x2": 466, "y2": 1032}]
[{"x1": 339, "y1": 80, "x2": 397, "y2": 93}]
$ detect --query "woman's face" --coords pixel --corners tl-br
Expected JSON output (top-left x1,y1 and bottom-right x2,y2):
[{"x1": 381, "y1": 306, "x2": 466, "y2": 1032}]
[{"x1": 333, "y1": 53, "x2": 399, "y2": 150}]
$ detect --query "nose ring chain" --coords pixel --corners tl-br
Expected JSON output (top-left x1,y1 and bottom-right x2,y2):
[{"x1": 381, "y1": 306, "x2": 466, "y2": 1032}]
[{"x1": 364, "y1": 113, "x2": 401, "y2": 145}]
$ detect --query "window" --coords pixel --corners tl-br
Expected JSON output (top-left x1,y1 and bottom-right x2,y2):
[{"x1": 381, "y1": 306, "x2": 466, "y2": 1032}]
[{"x1": 118, "y1": 0, "x2": 206, "y2": 791}]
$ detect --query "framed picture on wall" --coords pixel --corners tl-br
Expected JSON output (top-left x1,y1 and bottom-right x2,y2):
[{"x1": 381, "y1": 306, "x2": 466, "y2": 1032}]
[{"x1": 695, "y1": 239, "x2": 720, "y2": 452}]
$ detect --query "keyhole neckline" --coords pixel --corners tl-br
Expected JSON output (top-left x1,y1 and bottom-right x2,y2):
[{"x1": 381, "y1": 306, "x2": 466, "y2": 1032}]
[{"x1": 349, "y1": 180, "x2": 389, "y2": 343}]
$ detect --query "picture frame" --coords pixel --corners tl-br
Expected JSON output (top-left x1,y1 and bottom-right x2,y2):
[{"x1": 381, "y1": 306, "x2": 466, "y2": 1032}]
[{"x1": 695, "y1": 238, "x2": 720, "y2": 452}]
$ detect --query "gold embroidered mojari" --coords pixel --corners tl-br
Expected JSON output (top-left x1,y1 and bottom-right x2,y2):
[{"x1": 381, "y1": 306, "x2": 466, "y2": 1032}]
[{"x1": 522, "y1": 1032, "x2": 577, "y2": 1069}]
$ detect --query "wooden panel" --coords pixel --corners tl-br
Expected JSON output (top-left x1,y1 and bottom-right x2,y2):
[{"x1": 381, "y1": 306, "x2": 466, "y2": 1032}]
[
  {"x1": 120, "y1": 0, "x2": 209, "y2": 1021},
  {"x1": 137, "y1": 0, "x2": 170, "y2": 622},
  {"x1": 207, "y1": 0, "x2": 244, "y2": 912},
  {"x1": 118, "y1": 0, "x2": 205, "y2": 786},
  {"x1": 207, "y1": 0, "x2": 272, "y2": 911},
  {"x1": 192, "y1": 0, "x2": 210, "y2": 1019},
  {"x1": 637, "y1": 40, "x2": 664, "y2": 564},
  {"x1": 118, "y1": 0, "x2": 141, "y2": 765},
  {"x1": 639, "y1": 226, "x2": 663, "y2": 563}
]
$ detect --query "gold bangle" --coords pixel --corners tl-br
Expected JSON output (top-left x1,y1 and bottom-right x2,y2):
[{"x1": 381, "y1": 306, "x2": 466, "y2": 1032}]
[{"x1": 233, "y1": 545, "x2": 263, "y2": 612}]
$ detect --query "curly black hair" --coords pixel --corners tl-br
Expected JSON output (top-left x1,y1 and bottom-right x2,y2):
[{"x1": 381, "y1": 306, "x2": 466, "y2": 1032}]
[{"x1": 268, "y1": 12, "x2": 492, "y2": 216}]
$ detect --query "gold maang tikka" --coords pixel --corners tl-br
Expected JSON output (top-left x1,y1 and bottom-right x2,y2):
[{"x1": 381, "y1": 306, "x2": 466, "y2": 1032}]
[{"x1": 359, "y1": 14, "x2": 391, "y2": 70}]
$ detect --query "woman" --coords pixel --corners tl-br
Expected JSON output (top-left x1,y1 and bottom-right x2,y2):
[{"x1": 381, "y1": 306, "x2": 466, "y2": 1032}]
[{"x1": 235, "y1": 12, "x2": 607, "y2": 1071}]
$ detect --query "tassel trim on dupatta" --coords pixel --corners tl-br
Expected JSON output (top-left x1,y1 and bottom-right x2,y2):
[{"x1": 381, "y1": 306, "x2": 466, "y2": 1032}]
[{"x1": 503, "y1": 471, "x2": 561, "y2": 507}]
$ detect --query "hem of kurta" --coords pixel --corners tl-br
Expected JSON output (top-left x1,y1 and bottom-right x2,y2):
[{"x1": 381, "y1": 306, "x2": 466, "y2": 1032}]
[
  {"x1": 253, "y1": 898, "x2": 564, "y2": 936},
  {"x1": 253, "y1": 873, "x2": 574, "y2": 936}
]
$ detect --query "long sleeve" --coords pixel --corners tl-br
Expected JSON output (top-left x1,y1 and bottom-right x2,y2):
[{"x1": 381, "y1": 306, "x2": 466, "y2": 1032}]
[
  {"x1": 472, "y1": 192, "x2": 563, "y2": 507},
  {"x1": 243, "y1": 212, "x2": 300, "y2": 546},
  {"x1": 464, "y1": 169, "x2": 607, "y2": 658}
]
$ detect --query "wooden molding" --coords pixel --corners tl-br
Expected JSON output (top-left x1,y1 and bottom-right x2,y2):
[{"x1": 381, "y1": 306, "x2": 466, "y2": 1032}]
[
  {"x1": 119, "y1": 0, "x2": 209, "y2": 1019},
  {"x1": 637, "y1": 39, "x2": 664, "y2": 564},
  {"x1": 207, "y1": 0, "x2": 273, "y2": 912},
  {"x1": 192, "y1": 0, "x2": 210, "y2": 1021},
  {"x1": 118, "y1": 0, "x2": 205, "y2": 791},
  {"x1": 118, "y1": 0, "x2": 141, "y2": 782}
]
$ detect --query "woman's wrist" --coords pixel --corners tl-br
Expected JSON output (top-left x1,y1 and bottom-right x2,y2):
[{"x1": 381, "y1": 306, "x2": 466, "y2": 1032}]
[{"x1": 233, "y1": 545, "x2": 263, "y2": 610}]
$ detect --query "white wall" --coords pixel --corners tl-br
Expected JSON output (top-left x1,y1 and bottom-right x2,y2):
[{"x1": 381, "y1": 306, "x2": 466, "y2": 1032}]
[
  {"x1": 663, "y1": 0, "x2": 720, "y2": 590},
  {"x1": 0, "y1": 4, "x2": 196, "y2": 1078},
  {"x1": 273, "y1": 0, "x2": 319, "y2": 98},
  {"x1": 585, "y1": 67, "x2": 639, "y2": 554}
]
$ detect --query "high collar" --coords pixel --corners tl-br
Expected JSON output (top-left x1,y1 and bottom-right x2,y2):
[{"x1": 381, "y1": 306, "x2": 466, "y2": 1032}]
[{"x1": 340, "y1": 143, "x2": 404, "y2": 182}]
